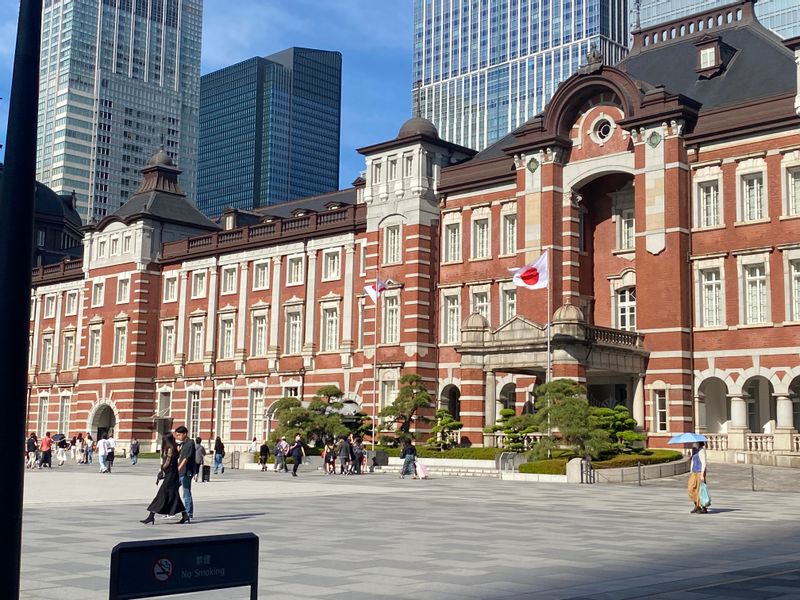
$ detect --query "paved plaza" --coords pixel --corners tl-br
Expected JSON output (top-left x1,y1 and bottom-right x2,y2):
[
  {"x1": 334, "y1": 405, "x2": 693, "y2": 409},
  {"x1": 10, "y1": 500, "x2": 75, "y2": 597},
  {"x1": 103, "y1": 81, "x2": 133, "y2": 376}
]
[{"x1": 20, "y1": 459, "x2": 800, "y2": 599}]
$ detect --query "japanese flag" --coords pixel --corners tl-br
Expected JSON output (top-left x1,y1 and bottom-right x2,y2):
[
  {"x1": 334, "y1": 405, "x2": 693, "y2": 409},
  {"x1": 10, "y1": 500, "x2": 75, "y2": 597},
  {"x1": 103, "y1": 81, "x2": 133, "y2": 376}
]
[
  {"x1": 364, "y1": 277, "x2": 388, "y2": 303},
  {"x1": 508, "y1": 251, "x2": 549, "y2": 290}
]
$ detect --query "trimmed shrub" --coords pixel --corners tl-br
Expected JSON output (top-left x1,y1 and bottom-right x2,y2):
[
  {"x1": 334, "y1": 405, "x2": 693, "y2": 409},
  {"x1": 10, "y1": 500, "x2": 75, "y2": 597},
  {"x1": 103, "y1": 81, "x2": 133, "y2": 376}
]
[
  {"x1": 593, "y1": 449, "x2": 682, "y2": 469},
  {"x1": 519, "y1": 459, "x2": 568, "y2": 475}
]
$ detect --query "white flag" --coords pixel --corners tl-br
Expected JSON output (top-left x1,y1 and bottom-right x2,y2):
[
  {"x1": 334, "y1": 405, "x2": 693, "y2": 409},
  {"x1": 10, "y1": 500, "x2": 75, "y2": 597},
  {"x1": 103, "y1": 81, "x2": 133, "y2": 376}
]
[
  {"x1": 364, "y1": 277, "x2": 388, "y2": 303},
  {"x1": 508, "y1": 251, "x2": 549, "y2": 290}
]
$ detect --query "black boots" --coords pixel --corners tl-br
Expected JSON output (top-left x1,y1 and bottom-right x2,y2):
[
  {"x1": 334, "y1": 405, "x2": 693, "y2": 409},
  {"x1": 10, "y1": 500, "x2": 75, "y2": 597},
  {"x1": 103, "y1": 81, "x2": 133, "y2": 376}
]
[
  {"x1": 140, "y1": 513, "x2": 155, "y2": 524},
  {"x1": 178, "y1": 512, "x2": 191, "y2": 524}
]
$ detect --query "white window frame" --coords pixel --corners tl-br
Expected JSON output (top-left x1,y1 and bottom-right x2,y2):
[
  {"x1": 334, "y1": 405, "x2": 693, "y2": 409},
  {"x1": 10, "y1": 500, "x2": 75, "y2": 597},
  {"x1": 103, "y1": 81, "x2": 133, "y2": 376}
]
[
  {"x1": 122, "y1": 233, "x2": 132, "y2": 254},
  {"x1": 251, "y1": 312, "x2": 268, "y2": 357},
  {"x1": 220, "y1": 266, "x2": 237, "y2": 295},
  {"x1": 359, "y1": 242, "x2": 367, "y2": 277},
  {"x1": 92, "y1": 281, "x2": 106, "y2": 308},
  {"x1": 37, "y1": 396, "x2": 49, "y2": 439},
  {"x1": 285, "y1": 308, "x2": 303, "y2": 354},
  {"x1": 611, "y1": 184, "x2": 635, "y2": 252},
  {"x1": 783, "y1": 249, "x2": 800, "y2": 323},
  {"x1": 64, "y1": 290, "x2": 78, "y2": 316},
  {"x1": 381, "y1": 378, "x2": 398, "y2": 412},
  {"x1": 616, "y1": 287, "x2": 637, "y2": 331},
  {"x1": 321, "y1": 248, "x2": 341, "y2": 281},
  {"x1": 62, "y1": 332, "x2": 75, "y2": 370},
  {"x1": 737, "y1": 252, "x2": 771, "y2": 326},
  {"x1": 653, "y1": 388, "x2": 668, "y2": 432},
  {"x1": 252, "y1": 261, "x2": 269, "y2": 290},
  {"x1": 112, "y1": 323, "x2": 127, "y2": 365},
  {"x1": 699, "y1": 46, "x2": 715, "y2": 69},
  {"x1": 218, "y1": 315, "x2": 235, "y2": 359},
  {"x1": 442, "y1": 290, "x2": 461, "y2": 344},
  {"x1": 110, "y1": 236, "x2": 120, "y2": 256},
  {"x1": 693, "y1": 169, "x2": 722, "y2": 229},
  {"x1": 216, "y1": 388, "x2": 232, "y2": 440},
  {"x1": 163, "y1": 275, "x2": 178, "y2": 302},
  {"x1": 97, "y1": 237, "x2": 107, "y2": 258},
  {"x1": 383, "y1": 224, "x2": 402, "y2": 265},
  {"x1": 187, "y1": 390, "x2": 201, "y2": 436},
  {"x1": 471, "y1": 207, "x2": 491, "y2": 260},
  {"x1": 249, "y1": 387, "x2": 265, "y2": 441},
  {"x1": 501, "y1": 284, "x2": 517, "y2": 323},
  {"x1": 58, "y1": 394, "x2": 71, "y2": 434},
  {"x1": 88, "y1": 326, "x2": 102, "y2": 366},
  {"x1": 188, "y1": 319, "x2": 204, "y2": 362},
  {"x1": 43, "y1": 294, "x2": 56, "y2": 318},
  {"x1": 382, "y1": 293, "x2": 400, "y2": 344},
  {"x1": 160, "y1": 321, "x2": 176, "y2": 364},
  {"x1": 286, "y1": 255, "x2": 304, "y2": 286},
  {"x1": 443, "y1": 219, "x2": 462, "y2": 264},
  {"x1": 403, "y1": 154, "x2": 414, "y2": 178},
  {"x1": 320, "y1": 304, "x2": 340, "y2": 352},
  {"x1": 191, "y1": 270, "x2": 207, "y2": 299},
  {"x1": 470, "y1": 286, "x2": 490, "y2": 321},
  {"x1": 693, "y1": 259, "x2": 726, "y2": 328},
  {"x1": 500, "y1": 204, "x2": 517, "y2": 256},
  {"x1": 735, "y1": 158, "x2": 768, "y2": 223},
  {"x1": 41, "y1": 335, "x2": 54, "y2": 371},
  {"x1": 116, "y1": 276, "x2": 130, "y2": 304}
]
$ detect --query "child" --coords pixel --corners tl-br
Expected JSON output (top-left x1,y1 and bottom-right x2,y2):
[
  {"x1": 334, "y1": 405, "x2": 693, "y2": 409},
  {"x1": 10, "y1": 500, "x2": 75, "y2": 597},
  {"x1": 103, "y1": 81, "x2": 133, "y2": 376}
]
[{"x1": 324, "y1": 440, "x2": 337, "y2": 475}]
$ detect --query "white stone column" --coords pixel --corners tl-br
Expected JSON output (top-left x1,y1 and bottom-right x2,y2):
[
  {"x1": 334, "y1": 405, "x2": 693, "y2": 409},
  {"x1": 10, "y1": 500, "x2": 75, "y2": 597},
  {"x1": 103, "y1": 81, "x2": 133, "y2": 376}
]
[
  {"x1": 30, "y1": 294, "x2": 41, "y2": 373},
  {"x1": 235, "y1": 261, "x2": 249, "y2": 370},
  {"x1": 694, "y1": 394, "x2": 707, "y2": 433},
  {"x1": 728, "y1": 394, "x2": 748, "y2": 450},
  {"x1": 483, "y1": 370, "x2": 497, "y2": 448},
  {"x1": 340, "y1": 242, "x2": 356, "y2": 367},
  {"x1": 267, "y1": 256, "x2": 282, "y2": 371},
  {"x1": 175, "y1": 271, "x2": 189, "y2": 363},
  {"x1": 773, "y1": 394, "x2": 796, "y2": 451},
  {"x1": 302, "y1": 250, "x2": 317, "y2": 368},
  {"x1": 633, "y1": 374, "x2": 645, "y2": 431},
  {"x1": 52, "y1": 291, "x2": 63, "y2": 371},
  {"x1": 204, "y1": 265, "x2": 218, "y2": 373},
  {"x1": 75, "y1": 288, "x2": 85, "y2": 367}
]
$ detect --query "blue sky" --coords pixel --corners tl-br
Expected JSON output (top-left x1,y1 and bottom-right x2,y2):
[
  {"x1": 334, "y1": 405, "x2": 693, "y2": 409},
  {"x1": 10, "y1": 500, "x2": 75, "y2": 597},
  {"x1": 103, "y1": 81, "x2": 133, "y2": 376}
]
[{"x1": 0, "y1": 0, "x2": 413, "y2": 186}]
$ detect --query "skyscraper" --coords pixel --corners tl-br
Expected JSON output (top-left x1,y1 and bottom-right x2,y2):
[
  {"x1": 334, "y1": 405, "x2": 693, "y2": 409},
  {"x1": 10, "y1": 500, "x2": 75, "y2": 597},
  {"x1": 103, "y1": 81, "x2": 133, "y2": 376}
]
[
  {"x1": 198, "y1": 48, "x2": 342, "y2": 217},
  {"x1": 35, "y1": 0, "x2": 202, "y2": 222},
  {"x1": 639, "y1": 0, "x2": 800, "y2": 39},
  {"x1": 412, "y1": 0, "x2": 630, "y2": 151}
]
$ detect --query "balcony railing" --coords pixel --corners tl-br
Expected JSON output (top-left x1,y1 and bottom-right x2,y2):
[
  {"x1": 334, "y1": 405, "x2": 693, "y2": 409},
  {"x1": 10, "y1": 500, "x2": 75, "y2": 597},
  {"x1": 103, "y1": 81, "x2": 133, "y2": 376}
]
[
  {"x1": 705, "y1": 434, "x2": 728, "y2": 451},
  {"x1": 489, "y1": 432, "x2": 548, "y2": 450},
  {"x1": 31, "y1": 259, "x2": 83, "y2": 284},
  {"x1": 586, "y1": 325, "x2": 644, "y2": 348},
  {"x1": 746, "y1": 434, "x2": 774, "y2": 452}
]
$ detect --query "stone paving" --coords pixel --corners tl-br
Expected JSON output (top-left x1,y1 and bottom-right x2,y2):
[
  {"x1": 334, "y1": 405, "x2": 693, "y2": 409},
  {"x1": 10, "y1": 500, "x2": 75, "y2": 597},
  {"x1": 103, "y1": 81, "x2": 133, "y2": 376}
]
[{"x1": 20, "y1": 458, "x2": 800, "y2": 599}]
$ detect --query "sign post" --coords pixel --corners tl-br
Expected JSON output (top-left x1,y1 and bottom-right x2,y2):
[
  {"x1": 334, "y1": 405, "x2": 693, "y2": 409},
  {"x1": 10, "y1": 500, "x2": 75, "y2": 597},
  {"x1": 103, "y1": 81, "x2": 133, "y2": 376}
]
[{"x1": 109, "y1": 533, "x2": 258, "y2": 600}]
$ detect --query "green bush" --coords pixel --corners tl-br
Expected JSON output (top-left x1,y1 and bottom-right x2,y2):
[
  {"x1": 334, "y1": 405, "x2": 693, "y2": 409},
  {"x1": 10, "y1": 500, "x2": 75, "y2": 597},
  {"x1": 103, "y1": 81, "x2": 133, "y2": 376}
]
[
  {"x1": 519, "y1": 459, "x2": 568, "y2": 474},
  {"x1": 593, "y1": 449, "x2": 682, "y2": 469},
  {"x1": 366, "y1": 445, "x2": 500, "y2": 460}
]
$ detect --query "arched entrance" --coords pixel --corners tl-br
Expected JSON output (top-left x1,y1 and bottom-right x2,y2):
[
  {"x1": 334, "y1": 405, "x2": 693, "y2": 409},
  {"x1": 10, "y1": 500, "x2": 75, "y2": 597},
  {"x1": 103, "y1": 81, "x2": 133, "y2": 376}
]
[
  {"x1": 90, "y1": 403, "x2": 116, "y2": 441},
  {"x1": 498, "y1": 383, "x2": 516, "y2": 417},
  {"x1": 440, "y1": 384, "x2": 461, "y2": 421},
  {"x1": 742, "y1": 376, "x2": 775, "y2": 433},
  {"x1": 791, "y1": 377, "x2": 800, "y2": 430},
  {"x1": 698, "y1": 377, "x2": 728, "y2": 433}
]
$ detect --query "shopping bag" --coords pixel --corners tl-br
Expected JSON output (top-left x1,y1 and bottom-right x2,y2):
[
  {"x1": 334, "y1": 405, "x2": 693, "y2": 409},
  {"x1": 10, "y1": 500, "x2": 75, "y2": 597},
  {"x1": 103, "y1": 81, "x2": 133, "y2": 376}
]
[
  {"x1": 415, "y1": 462, "x2": 429, "y2": 479},
  {"x1": 699, "y1": 482, "x2": 711, "y2": 508}
]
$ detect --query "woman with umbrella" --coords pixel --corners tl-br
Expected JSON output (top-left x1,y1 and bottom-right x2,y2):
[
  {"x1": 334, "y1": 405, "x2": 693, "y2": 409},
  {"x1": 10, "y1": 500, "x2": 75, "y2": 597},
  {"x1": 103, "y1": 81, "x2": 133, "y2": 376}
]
[
  {"x1": 140, "y1": 433, "x2": 190, "y2": 525},
  {"x1": 669, "y1": 433, "x2": 710, "y2": 513}
]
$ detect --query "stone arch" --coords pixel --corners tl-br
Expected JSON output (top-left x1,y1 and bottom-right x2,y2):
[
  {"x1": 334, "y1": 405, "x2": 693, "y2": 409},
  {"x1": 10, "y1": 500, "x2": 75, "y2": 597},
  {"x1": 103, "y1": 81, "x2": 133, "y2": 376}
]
[
  {"x1": 693, "y1": 368, "x2": 736, "y2": 395},
  {"x1": 730, "y1": 366, "x2": 780, "y2": 395},
  {"x1": 440, "y1": 384, "x2": 461, "y2": 421},
  {"x1": 498, "y1": 382, "x2": 517, "y2": 414},
  {"x1": 789, "y1": 376, "x2": 800, "y2": 430},
  {"x1": 564, "y1": 164, "x2": 636, "y2": 193},
  {"x1": 87, "y1": 401, "x2": 118, "y2": 441},
  {"x1": 740, "y1": 375, "x2": 776, "y2": 434},
  {"x1": 697, "y1": 376, "x2": 729, "y2": 434}
]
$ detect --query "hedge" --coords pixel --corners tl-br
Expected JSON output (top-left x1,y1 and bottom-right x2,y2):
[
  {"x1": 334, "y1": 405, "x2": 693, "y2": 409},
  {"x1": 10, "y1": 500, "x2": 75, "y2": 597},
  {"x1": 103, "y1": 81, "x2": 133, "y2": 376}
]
[
  {"x1": 520, "y1": 449, "x2": 684, "y2": 475},
  {"x1": 519, "y1": 459, "x2": 568, "y2": 475}
]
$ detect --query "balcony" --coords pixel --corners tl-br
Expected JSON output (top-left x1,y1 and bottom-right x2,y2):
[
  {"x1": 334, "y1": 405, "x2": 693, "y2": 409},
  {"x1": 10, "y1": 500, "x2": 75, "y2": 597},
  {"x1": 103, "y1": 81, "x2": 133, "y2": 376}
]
[{"x1": 31, "y1": 259, "x2": 83, "y2": 285}]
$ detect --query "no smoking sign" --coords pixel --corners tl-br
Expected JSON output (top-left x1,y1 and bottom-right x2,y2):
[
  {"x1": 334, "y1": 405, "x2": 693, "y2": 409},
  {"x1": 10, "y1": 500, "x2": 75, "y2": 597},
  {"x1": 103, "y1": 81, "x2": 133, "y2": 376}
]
[{"x1": 153, "y1": 557, "x2": 173, "y2": 582}]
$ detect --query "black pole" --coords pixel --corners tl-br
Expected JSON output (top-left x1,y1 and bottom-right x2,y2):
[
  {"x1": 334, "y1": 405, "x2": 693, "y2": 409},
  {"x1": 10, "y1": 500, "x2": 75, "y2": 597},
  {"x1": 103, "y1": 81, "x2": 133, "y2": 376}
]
[{"x1": 0, "y1": 1, "x2": 43, "y2": 598}]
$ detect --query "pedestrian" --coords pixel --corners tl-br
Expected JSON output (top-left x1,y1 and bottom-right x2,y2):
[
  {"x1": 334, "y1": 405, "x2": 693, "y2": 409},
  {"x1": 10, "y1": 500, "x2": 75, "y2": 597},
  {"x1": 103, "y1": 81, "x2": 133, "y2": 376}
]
[
  {"x1": 130, "y1": 438, "x2": 140, "y2": 465},
  {"x1": 140, "y1": 433, "x2": 190, "y2": 525},
  {"x1": 70, "y1": 435, "x2": 77, "y2": 462},
  {"x1": 352, "y1": 436, "x2": 365, "y2": 475},
  {"x1": 84, "y1": 433, "x2": 94, "y2": 464},
  {"x1": 399, "y1": 439, "x2": 416, "y2": 479},
  {"x1": 213, "y1": 436, "x2": 225, "y2": 474},
  {"x1": 194, "y1": 437, "x2": 206, "y2": 482},
  {"x1": 323, "y1": 439, "x2": 336, "y2": 474},
  {"x1": 56, "y1": 436, "x2": 68, "y2": 466},
  {"x1": 39, "y1": 432, "x2": 53, "y2": 469},
  {"x1": 74, "y1": 433, "x2": 84, "y2": 463},
  {"x1": 274, "y1": 436, "x2": 288, "y2": 472},
  {"x1": 687, "y1": 441, "x2": 708, "y2": 514},
  {"x1": 26, "y1": 432, "x2": 38, "y2": 469},
  {"x1": 258, "y1": 440, "x2": 270, "y2": 471},
  {"x1": 106, "y1": 431, "x2": 116, "y2": 472},
  {"x1": 174, "y1": 426, "x2": 196, "y2": 522},
  {"x1": 97, "y1": 434, "x2": 109, "y2": 473},
  {"x1": 248, "y1": 436, "x2": 258, "y2": 454},
  {"x1": 336, "y1": 435, "x2": 351, "y2": 475},
  {"x1": 288, "y1": 434, "x2": 305, "y2": 477}
]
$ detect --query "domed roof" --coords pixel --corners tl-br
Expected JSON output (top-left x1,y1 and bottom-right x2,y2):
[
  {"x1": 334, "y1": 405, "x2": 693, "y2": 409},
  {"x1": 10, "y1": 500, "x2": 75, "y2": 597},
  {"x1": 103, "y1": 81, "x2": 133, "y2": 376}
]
[
  {"x1": 398, "y1": 116, "x2": 439, "y2": 139},
  {"x1": 553, "y1": 303, "x2": 585, "y2": 322},
  {"x1": 0, "y1": 166, "x2": 81, "y2": 228},
  {"x1": 147, "y1": 149, "x2": 175, "y2": 167},
  {"x1": 462, "y1": 312, "x2": 490, "y2": 330}
]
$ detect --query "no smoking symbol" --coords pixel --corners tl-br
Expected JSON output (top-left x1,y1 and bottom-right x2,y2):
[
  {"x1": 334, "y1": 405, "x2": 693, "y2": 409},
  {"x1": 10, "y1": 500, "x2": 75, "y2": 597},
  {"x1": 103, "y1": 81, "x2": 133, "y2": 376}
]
[{"x1": 153, "y1": 557, "x2": 173, "y2": 582}]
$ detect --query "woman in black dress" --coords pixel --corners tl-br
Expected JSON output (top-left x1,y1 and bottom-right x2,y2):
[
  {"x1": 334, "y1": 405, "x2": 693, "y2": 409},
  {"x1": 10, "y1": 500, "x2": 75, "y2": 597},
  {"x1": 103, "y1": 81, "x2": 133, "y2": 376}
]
[{"x1": 140, "y1": 433, "x2": 189, "y2": 524}]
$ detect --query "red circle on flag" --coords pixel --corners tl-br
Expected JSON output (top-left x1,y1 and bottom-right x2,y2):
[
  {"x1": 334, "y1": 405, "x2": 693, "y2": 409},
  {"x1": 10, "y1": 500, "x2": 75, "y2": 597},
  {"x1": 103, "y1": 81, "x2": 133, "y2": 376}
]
[{"x1": 520, "y1": 267, "x2": 540, "y2": 286}]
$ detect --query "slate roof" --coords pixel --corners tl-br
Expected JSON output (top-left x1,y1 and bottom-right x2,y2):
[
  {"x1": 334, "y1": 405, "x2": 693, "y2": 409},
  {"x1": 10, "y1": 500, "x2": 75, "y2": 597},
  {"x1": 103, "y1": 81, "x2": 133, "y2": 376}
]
[{"x1": 251, "y1": 187, "x2": 358, "y2": 220}]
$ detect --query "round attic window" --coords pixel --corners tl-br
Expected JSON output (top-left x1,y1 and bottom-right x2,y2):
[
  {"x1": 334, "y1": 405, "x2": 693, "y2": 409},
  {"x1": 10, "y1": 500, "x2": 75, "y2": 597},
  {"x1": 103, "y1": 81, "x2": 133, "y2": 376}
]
[{"x1": 595, "y1": 119, "x2": 613, "y2": 142}]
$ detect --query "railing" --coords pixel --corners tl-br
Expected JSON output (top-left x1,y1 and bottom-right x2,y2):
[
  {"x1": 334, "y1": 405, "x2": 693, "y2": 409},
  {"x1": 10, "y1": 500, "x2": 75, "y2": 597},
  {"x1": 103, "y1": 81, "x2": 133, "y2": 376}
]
[
  {"x1": 746, "y1": 434, "x2": 774, "y2": 452},
  {"x1": 491, "y1": 432, "x2": 548, "y2": 450},
  {"x1": 586, "y1": 325, "x2": 644, "y2": 348},
  {"x1": 31, "y1": 259, "x2": 83, "y2": 283},
  {"x1": 705, "y1": 433, "x2": 728, "y2": 451}
]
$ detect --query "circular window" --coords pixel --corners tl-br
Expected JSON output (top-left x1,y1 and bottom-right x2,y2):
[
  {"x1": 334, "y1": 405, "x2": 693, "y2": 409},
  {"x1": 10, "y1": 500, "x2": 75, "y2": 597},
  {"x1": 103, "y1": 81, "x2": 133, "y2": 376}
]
[{"x1": 595, "y1": 119, "x2": 613, "y2": 141}]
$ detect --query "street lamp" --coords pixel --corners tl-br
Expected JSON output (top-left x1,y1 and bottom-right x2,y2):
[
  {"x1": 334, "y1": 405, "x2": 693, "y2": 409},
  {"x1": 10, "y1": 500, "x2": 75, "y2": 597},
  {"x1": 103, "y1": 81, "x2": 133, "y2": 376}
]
[{"x1": 298, "y1": 366, "x2": 305, "y2": 402}]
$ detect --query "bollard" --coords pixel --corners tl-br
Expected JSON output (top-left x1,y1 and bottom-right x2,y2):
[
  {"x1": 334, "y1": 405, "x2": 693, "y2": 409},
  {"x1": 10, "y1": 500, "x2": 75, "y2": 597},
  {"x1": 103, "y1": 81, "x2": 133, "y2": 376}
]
[
  {"x1": 751, "y1": 465, "x2": 756, "y2": 492},
  {"x1": 637, "y1": 461, "x2": 642, "y2": 486}
]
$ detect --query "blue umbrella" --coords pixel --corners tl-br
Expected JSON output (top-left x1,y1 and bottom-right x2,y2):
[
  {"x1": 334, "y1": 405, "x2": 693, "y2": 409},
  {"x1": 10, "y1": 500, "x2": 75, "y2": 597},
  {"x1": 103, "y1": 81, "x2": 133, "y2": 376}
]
[{"x1": 667, "y1": 432, "x2": 708, "y2": 444}]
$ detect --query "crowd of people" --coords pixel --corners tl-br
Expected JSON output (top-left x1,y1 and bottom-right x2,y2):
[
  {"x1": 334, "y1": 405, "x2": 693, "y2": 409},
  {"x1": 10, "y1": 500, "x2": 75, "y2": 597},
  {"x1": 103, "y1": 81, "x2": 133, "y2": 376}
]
[{"x1": 25, "y1": 431, "x2": 105, "y2": 469}]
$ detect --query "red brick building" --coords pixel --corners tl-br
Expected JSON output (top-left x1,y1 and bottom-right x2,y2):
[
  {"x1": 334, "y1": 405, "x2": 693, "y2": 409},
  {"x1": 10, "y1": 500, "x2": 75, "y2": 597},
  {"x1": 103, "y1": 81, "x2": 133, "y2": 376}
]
[{"x1": 28, "y1": 1, "x2": 800, "y2": 460}]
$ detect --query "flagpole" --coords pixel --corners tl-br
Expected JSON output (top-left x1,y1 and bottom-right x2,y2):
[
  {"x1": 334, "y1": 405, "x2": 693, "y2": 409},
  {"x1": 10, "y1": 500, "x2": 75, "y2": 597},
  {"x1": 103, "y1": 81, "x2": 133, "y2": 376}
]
[
  {"x1": 371, "y1": 226, "x2": 382, "y2": 453},
  {"x1": 546, "y1": 248, "x2": 552, "y2": 384}
]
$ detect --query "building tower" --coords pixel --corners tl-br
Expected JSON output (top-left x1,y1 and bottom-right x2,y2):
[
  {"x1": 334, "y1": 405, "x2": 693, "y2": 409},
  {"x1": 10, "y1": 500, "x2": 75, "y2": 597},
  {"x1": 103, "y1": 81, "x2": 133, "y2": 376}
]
[
  {"x1": 412, "y1": 0, "x2": 630, "y2": 151},
  {"x1": 35, "y1": 0, "x2": 203, "y2": 222},
  {"x1": 198, "y1": 48, "x2": 342, "y2": 217},
  {"x1": 639, "y1": 0, "x2": 800, "y2": 39}
]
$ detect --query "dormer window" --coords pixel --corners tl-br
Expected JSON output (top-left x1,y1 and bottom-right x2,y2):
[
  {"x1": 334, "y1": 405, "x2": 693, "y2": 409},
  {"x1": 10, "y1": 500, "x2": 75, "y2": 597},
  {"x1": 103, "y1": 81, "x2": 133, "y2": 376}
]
[
  {"x1": 224, "y1": 214, "x2": 235, "y2": 230},
  {"x1": 699, "y1": 47, "x2": 716, "y2": 69}
]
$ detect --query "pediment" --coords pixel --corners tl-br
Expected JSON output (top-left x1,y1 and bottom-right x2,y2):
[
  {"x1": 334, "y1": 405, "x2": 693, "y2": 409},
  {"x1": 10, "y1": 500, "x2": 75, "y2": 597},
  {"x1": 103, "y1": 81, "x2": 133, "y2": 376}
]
[{"x1": 493, "y1": 315, "x2": 546, "y2": 336}]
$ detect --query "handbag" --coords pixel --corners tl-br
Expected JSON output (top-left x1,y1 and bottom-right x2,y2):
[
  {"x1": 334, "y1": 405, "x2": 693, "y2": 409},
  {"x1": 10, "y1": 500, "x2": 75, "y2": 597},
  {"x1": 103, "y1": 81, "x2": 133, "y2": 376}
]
[{"x1": 699, "y1": 482, "x2": 711, "y2": 508}]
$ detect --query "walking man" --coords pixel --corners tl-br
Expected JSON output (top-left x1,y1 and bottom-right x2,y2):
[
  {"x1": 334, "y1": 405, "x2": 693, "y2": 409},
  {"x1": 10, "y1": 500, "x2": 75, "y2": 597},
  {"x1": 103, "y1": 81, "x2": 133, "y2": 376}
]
[
  {"x1": 130, "y1": 437, "x2": 140, "y2": 465},
  {"x1": 174, "y1": 426, "x2": 196, "y2": 521},
  {"x1": 97, "y1": 434, "x2": 109, "y2": 473},
  {"x1": 274, "y1": 436, "x2": 289, "y2": 472},
  {"x1": 26, "y1": 432, "x2": 38, "y2": 469},
  {"x1": 288, "y1": 434, "x2": 305, "y2": 477}
]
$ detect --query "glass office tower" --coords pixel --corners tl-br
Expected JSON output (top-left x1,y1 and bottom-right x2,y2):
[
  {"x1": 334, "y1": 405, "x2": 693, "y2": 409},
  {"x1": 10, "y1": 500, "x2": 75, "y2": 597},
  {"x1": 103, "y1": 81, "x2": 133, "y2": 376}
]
[
  {"x1": 412, "y1": 0, "x2": 630, "y2": 151},
  {"x1": 198, "y1": 48, "x2": 342, "y2": 217},
  {"x1": 639, "y1": 0, "x2": 799, "y2": 39},
  {"x1": 36, "y1": 0, "x2": 202, "y2": 222}
]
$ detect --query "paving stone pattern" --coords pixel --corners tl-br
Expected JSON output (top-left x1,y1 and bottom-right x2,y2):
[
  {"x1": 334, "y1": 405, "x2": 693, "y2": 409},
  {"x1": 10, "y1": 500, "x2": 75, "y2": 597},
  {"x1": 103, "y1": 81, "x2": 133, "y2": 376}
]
[{"x1": 20, "y1": 460, "x2": 800, "y2": 599}]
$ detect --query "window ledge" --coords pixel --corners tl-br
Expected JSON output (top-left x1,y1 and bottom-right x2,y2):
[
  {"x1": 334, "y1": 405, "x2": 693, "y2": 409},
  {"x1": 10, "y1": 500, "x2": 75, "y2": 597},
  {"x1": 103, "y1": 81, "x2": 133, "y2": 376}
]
[
  {"x1": 441, "y1": 260, "x2": 463, "y2": 266},
  {"x1": 220, "y1": 291, "x2": 237, "y2": 296},
  {"x1": 612, "y1": 248, "x2": 635, "y2": 257},
  {"x1": 252, "y1": 286, "x2": 269, "y2": 292},
  {"x1": 285, "y1": 282, "x2": 304, "y2": 287},
  {"x1": 734, "y1": 322, "x2": 774, "y2": 329},
  {"x1": 468, "y1": 257, "x2": 493, "y2": 263},
  {"x1": 190, "y1": 295, "x2": 206, "y2": 300},
  {"x1": 320, "y1": 277, "x2": 341, "y2": 283},
  {"x1": 692, "y1": 224, "x2": 726, "y2": 232},
  {"x1": 778, "y1": 214, "x2": 800, "y2": 222},
  {"x1": 734, "y1": 218, "x2": 770, "y2": 227},
  {"x1": 693, "y1": 325, "x2": 727, "y2": 332},
  {"x1": 497, "y1": 252, "x2": 517, "y2": 259}
]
